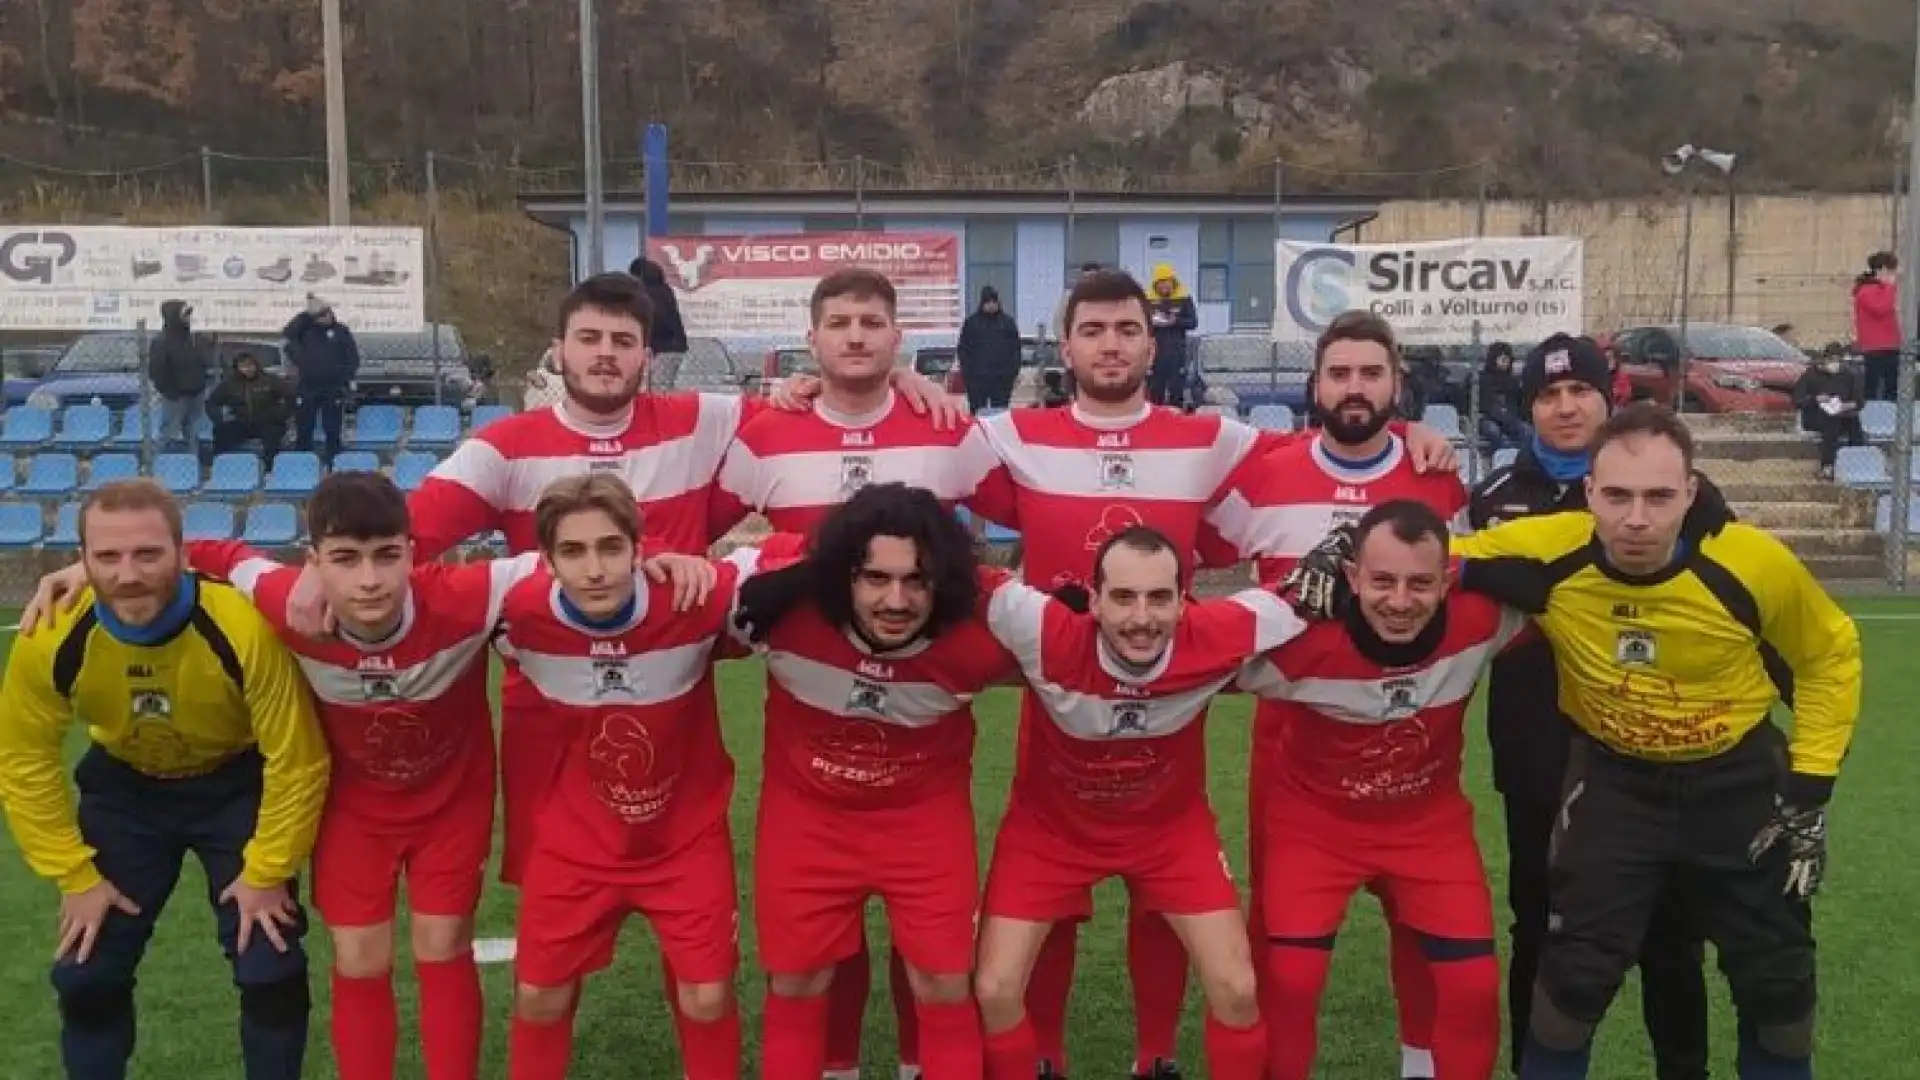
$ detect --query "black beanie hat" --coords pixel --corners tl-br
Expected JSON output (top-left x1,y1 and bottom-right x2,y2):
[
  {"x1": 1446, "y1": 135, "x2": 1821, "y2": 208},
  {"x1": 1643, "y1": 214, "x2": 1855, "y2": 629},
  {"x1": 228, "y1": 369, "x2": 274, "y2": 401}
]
[{"x1": 1520, "y1": 333, "x2": 1611, "y2": 409}]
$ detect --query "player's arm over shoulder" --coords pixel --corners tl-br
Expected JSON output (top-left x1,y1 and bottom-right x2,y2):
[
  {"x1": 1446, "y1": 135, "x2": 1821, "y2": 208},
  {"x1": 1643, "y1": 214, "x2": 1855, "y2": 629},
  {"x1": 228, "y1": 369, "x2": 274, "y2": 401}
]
[
  {"x1": 1450, "y1": 508, "x2": 1591, "y2": 562},
  {"x1": 0, "y1": 608, "x2": 100, "y2": 892}
]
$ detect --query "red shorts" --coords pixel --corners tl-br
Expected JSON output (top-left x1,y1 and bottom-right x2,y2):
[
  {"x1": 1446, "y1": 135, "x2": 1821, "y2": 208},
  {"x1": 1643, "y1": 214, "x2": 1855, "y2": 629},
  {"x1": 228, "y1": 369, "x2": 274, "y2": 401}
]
[
  {"x1": 754, "y1": 786, "x2": 978, "y2": 976},
  {"x1": 983, "y1": 803, "x2": 1239, "y2": 923},
  {"x1": 1261, "y1": 800, "x2": 1492, "y2": 941},
  {"x1": 514, "y1": 816, "x2": 740, "y2": 989},
  {"x1": 311, "y1": 775, "x2": 494, "y2": 927},
  {"x1": 498, "y1": 676, "x2": 570, "y2": 887}
]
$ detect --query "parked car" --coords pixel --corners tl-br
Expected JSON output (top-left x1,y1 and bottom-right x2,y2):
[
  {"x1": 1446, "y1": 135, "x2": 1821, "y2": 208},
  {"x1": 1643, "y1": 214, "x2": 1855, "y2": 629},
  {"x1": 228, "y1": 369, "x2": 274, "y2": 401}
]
[
  {"x1": 759, "y1": 344, "x2": 815, "y2": 390},
  {"x1": 19, "y1": 332, "x2": 290, "y2": 411},
  {"x1": 343, "y1": 323, "x2": 475, "y2": 409},
  {"x1": 939, "y1": 338, "x2": 1060, "y2": 405},
  {"x1": 2, "y1": 344, "x2": 66, "y2": 407},
  {"x1": 1610, "y1": 322, "x2": 1806, "y2": 413}
]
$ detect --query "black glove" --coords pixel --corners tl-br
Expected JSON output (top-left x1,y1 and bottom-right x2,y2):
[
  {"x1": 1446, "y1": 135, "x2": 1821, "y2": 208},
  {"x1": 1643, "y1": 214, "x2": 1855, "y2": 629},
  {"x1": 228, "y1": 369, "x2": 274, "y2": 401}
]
[
  {"x1": 1047, "y1": 582, "x2": 1092, "y2": 614},
  {"x1": 1748, "y1": 778, "x2": 1830, "y2": 901},
  {"x1": 1680, "y1": 474, "x2": 1736, "y2": 543},
  {"x1": 1279, "y1": 524, "x2": 1356, "y2": 621},
  {"x1": 1457, "y1": 556, "x2": 1553, "y2": 615},
  {"x1": 732, "y1": 560, "x2": 813, "y2": 644}
]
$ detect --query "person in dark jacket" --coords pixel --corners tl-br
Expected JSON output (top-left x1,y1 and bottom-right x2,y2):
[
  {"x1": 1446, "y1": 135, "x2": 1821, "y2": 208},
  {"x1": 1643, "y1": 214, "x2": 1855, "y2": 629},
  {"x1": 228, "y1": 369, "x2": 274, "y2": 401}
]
[
  {"x1": 1794, "y1": 351, "x2": 1866, "y2": 480},
  {"x1": 207, "y1": 351, "x2": 295, "y2": 467},
  {"x1": 630, "y1": 257, "x2": 690, "y2": 389},
  {"x1": 1475, "y1": 341, "x2": 1527, "y2": 450},
  {"x1": 148, "y1": 299, "x2": 211, "y2": 454},
  {"x1": 1146, "y1": 263, "x2": 1198, "y2": 408},
  {"x1": 1468, "y1": 333, "x2": 1712, "y2": 1080},
  {"x1": 281, "y1": 297, "x2": 360, "y2": 465},
  {"x1": 956, "y1": 286, "x2": 1023, "y2": 411}
]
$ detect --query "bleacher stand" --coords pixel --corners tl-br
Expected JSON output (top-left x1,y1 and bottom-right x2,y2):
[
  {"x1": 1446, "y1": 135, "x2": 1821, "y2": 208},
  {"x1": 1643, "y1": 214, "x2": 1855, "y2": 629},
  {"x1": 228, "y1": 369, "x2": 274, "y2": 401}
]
[
  {"x1": 242, "y1": 503, "x2": 302, "y2": 547},
  {"x1": 349, "y1": 405, "x2": 405, "y2": 450},
  {"x1": 203, "y1": 454, "x2": 264, "y2": 499},
  {"x1": 52, "y1": 405, "x2": 112, "y2": 451},
  {"x1": 0, "y1": 503, "x2": 42, "y2": 548},
  {"x1": 82, "y1": 454, "x2": 140, "y2": 493},
  {"x1": 1836, "y1": 446, "x2": 1892, "y2": 490},
  {"x1": 331, "y1": 451, "x2": 382, "y2": 473},
  {"x1": 0, "y1": 406, "x2": 52, "y2": 448},
  {"x1": 21, "y1": 454, "x2": 80, "y2": 497},
  {"x1": 0, "y1": 454, "x2": 13, "y2": 494},
  {"x1": 152, "y1": 453, "x2": 202, "y2": 496},
  {"x1": 469, "y1": 405, "x2": 512, "y2": 433},
  {"x1": 1861, "y1": 401, "x2": 1897, "y2": 442},
  {"x1": 264, "y1": 452, "x2": 324, "y2": 498},
  {"x1": 182, "y1": 502, "x2": 235, "y2": 541},
  {"x1": 1490, "y1": 447, "x2": 1519, "y2": 471},
  {"x1": 1421, "y1": 403, "x2": 1465, "y2": 442},
  {"x1": 1248, "y1": 404, "x2": 1296, "y2": 432},
  {"x1": 111, "y1": 407, "x2": 148, "y2": 448},
  {"x1": 410, "y1": 406, "x2": 462, "y2": 451},
  {"x1": 393, "y1": 451, "x2": 436, "y2": 493},
  {"x1": 46, "y1": 503, "x2": 80, "y2": 550}
]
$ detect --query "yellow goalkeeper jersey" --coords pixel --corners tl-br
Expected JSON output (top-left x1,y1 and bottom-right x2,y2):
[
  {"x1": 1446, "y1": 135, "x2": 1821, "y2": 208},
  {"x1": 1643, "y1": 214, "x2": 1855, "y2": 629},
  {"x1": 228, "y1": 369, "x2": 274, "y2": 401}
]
[
  {"x1": 1456, "y1": 512, "x2": 1861, "y2": 779},
  {"x1": 0, "y1": 575, "x2": 329, "y2": 894}
]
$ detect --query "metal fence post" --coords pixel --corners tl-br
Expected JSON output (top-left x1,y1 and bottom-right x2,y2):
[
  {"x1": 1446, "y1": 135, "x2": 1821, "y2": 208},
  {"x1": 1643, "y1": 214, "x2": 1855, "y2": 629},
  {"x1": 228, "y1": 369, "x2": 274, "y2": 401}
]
[
  {"x1": 1890, "y1": 341, "x2": 1913, "y2": 588},
  {"x1": 855, "y1": 155, "x2": 866, "y2": 229},
  {"x1": 426, "y1": 151, "x2": 444, "y2": 407},
  {"x1": 201, "y1": 146, "x2": 215, "y2": 220},
  {"x1": 1676, "y1": 193, "x2": 1695, "y2": 414},
  {"x1": 137, "y1": 318, "x2": 153, "y2": 471}
]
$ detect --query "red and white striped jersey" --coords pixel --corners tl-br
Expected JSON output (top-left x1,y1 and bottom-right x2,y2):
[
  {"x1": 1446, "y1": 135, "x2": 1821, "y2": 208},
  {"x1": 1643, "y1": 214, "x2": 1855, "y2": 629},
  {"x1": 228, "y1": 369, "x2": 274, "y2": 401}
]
[
  {"x1": 708, "y1": 392, "x2": 1013, "y2": 538},
  {"x1": 984, "y1": 580, "x2": 1307, "y2": 846},
  {"x1": 974, "y1": 403, "x2": 1291, "y2": 589},
  {"x1": 495, "y1": 553, "x2": 758, "y2": 870},
  {"x1": 1237, "y1": 593, "x2": 1527, "y2": 821},
  {"x1": 759, "y1": 601, "x2": 1015, "y2": 809},
  {"x1": 187, "y1": 540, "x2": 539, "y2": 827},
  {"x1": 1204, "y1": 433, "x2": 1470, "y2": 587},
  {"x1": 408, "y1": 393, "x2": 768, "y2": 560}
]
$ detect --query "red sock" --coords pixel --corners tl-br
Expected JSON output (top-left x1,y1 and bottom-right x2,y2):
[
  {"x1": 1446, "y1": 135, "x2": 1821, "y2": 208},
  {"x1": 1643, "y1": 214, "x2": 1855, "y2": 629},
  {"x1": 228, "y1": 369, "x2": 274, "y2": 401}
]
[
  {"x1": 508, "y1": 1014, "x2": 575, "y2": 1080},
  {"x1": 1203, "y1": 1014, "x2": 1270, "y2": 1080},
  {"x1": 1389, "y1": 922, "x2": 1437, "y2": 1051},
  {"x1": 1264, "y1": 944, "x2": 1334, "y2": 1080},
  {"x1": 330, "y1": 970, "x2": 398, "y2": 1080},
  {"x1": 984, "y1": 1017, "x2": 1039, "y2": 1080},
  {"x1": 1127, "y1": 910, "x2": 1188, "y2": 1069},
  {"x1": 825, "y1": 945, "x2": 873, "y2": 1071},
  {"x1": 889, "y1": 949, "x2": 921, "y2": 1069},
  {"x1": 679, "y1": 1006, "x2": 743, "y2": 1080},
  {"x1": 416, "y1": 955, "x2": 483, "y2": 1080},
  {"x1": 914, "y1": 998, "x2": 983, "y2": 1080},
  {"x1": 761, "y1": 993, "x2": 831, "y2": 1080},
  {"x1": 1427, "y1": 955, "x2": 1500, "y2": 1080},
  {"x1": 1027, "y1": 924, "x2": 1076, "y2": 1073}
]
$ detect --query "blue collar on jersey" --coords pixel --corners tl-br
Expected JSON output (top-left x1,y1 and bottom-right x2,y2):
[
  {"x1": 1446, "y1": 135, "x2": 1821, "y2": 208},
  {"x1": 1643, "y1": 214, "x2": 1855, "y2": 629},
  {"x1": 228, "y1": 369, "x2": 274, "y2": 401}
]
[
  {"x1": 558, "y1": 588, "x2": 638, "y2": 632},
  {"x1": 95, "y1": 572, "x2": 198, "y2": 646},
  {"x1": 1529, "y1": 434, "x2": 1589, "y2": 483}
]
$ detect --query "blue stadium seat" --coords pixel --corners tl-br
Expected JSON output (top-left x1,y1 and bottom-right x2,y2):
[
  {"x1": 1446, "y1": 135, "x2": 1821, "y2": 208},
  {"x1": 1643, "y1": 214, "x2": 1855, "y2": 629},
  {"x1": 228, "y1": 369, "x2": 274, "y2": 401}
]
[
  {"x1": 0, "y1": 502, "x2": 42, "y2": 548},
  {"x1": 264, "y1": 452, "x2": 323, "y2": 497},
  {"x1": 393, "y1": 451, "x2": 436, "y2": 493},
  {"x1": 331, "y1": 450, "x2": 382, "y2": 473},
  {"x1": 1456, "y1": 454, "x2": 1481, "y2": 486},
  {"x1": 20, "y1": 452, "x2": 79, "y2": 496},
  {"x1": 241, "y1": 503, "x2": 301, "y2": 547},
  {"x1": 468, "y1": 405, "x2": 512, "y2": 433},
  {"x1": 182, "y1": 502, "x2": 235, "y2": 541},
  {"x1": 1421, "y1": 404, "x2": 1465, "y2": 441},
  {"x1": 1835, "y1": 446, "x2": 1891, "y2": 489},
  {"x1": 45, "y1": 502, "x2": 80, "y2": 549},
  {"x1": 955, "y1": 505, "x2": 1020, "y2": 544},
  {"x1": 0, "y1": 406, "x2": 53, "y2": 448},
  {"x1": 1248, "y1": 404, "x2": 1296, "y2": 432},
  {"x1": 0, "y1": 453, "x2": 13, "y2": 494},
  {"x1": 1491, "y1": 447, "x2": 1519, "y2": 470},
  {"x1": 1861, "y1": 400, "x2": 1897, "y2": 442},
  {"x1": 409, "y1": 406, "x2": 462, "y2": 450},
  {"x1": 152, "y1": 453, "x2": 202, "y2": 496},
  {"x1": 203, "y1": 453, "x2": 263, "y2": 499},
  {"x1": 82, "y1": 453, "x2": 140, "y2": 492},
  {"x1": 110, "y1": 407, "x2": 151, "y2": 448},
  {"x1": 349, "y1": 405, "x2": 405, "y2": 450},
  {"x1": 52, "y1": 404, "x2": 112, "y2": 450}
]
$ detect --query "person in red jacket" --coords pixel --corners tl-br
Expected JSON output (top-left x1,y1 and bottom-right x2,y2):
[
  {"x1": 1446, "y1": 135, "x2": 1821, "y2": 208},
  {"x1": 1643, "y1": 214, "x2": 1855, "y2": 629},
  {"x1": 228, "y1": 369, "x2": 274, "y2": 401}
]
[{"x1": 1852, "y1": 251, "x2": 1901, "y2": 401}]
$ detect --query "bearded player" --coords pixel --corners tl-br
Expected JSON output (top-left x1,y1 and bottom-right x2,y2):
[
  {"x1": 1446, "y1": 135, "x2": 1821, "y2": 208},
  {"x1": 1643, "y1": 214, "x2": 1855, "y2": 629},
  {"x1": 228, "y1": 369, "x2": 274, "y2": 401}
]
[{"x1": 1202, "y1": 309, "x2": 1466, "y2": 1080}]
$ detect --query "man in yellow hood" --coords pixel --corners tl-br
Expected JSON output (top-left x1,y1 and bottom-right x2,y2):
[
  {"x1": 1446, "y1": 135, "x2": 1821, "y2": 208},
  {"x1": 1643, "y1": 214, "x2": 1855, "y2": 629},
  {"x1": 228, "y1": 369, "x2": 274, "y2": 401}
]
[{"x1": 1147, "y1": 263, "x2": 1199, "y2": 408}]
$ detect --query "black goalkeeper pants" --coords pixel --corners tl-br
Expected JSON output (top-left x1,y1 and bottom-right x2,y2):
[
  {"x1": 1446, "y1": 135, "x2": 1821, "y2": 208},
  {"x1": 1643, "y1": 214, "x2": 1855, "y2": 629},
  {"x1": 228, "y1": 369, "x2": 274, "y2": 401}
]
[{"x1": 1535, "y1": 725, "x2": 1816, "y2": 1051}]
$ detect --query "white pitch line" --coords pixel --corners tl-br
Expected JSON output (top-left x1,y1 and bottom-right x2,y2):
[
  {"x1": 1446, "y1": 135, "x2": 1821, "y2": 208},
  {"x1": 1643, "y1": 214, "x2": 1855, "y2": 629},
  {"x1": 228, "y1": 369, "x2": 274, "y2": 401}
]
[{"x1": 1849, "y1": 613, "x2": 1920, "y2": 621}]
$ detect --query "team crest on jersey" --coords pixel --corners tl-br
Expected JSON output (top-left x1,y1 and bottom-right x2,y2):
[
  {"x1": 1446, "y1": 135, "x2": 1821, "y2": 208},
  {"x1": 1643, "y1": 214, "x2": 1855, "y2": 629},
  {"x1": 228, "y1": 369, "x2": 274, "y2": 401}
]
[
  {"x1": 1107, "y1": 701, "x2": 1150, "y2": 736},
  {"x1": 1380, "y1": 676, "x2": 1421, "y2": 719},
  {"x1": 840, "y1": 454, "x2": 875, "y2": 493},
  {"x1": 1098, "y1": 453, "x2": 1136, "y2": 491},
  {"x1": 846, "y1": 677, "x2": 889, "y2": 716},
  {"x1": 130, "y1": 689, "x2": 172, "y2": 720},
  {"x1": 360, "y1": 673, "x2": 400, "y2": 701},
  {"x1": 587, "y1": 458, "x2": 623, "y2": 474},
  {"x1": 593, "y1": 659, "x2": 633, "y2": 695},
  {"x1": 1615, "y1": 629, "x2": 1657, "y2": 667}
]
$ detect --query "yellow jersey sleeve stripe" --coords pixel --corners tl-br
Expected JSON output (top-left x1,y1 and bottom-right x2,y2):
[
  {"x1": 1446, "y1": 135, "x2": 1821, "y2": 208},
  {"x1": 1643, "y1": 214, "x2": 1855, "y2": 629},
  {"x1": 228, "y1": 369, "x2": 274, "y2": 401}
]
[
  {"x1": 51, "y1": 610, "x2": 98, "y2": 699},
  {"x1": 187, "y1": 606, "x2": 246, "y2": 692}
]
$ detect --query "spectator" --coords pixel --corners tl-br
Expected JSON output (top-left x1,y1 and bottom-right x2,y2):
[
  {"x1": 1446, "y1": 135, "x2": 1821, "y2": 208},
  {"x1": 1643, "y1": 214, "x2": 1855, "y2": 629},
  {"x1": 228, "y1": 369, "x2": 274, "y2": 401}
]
[
  {"x1": 1146, "y1": 263, "x2": 1198, "y2": 408},
  {"x1": 522, "y1": 346, "x2": 565, "y2": 410},
  {"x1": 207, "y1": 351, "x2": 294, "y2": 467},
  {"x1": 1794, "y1": 350, "x2": 1866, "y2": 481},
  {"x1": 1037, "y1": 366, "x2": 1073, "y2": 409},
  {"x1": 629, "y1": 257, "x2": 690, "y2": 389},
  {"x1": 148, "y1": 300, "x2": 210, "y2": 455},
  {"x1": 282, "y1": 296, "x2": 360, "y2": 465},
  {"x1": 1476, "y1": 341, "x2": 1527, "y2": 450},
  {"x1": 1853, "y1": 251, "x2": 1901, "y2": 401},
  {"x1": 1602, "y1": 342, "x2": 1634, "y2": 405},
  {"x1": 1397, "y1": 345, "x2": 1449, "y2": 421},
  {"x1": 1772, "y1": 322, "x2": 1800, "y2": 350},
  {"x1": 957, "y1": 286, "x2": 1023, "y2": 411}
]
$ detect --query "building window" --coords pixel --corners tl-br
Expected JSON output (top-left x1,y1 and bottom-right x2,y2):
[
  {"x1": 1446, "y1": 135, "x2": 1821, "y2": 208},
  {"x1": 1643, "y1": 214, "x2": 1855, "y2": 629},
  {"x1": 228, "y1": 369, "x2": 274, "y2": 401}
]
[
  {"x1": 663, "y1": 214, "x2": 703, "y2": 236},
  {"x1": 1064, "y1": 217, "x2": 1119, "y2": 280},
  {"x1": 1198, "y1": 221, "x2": 1232, "y2": 303},
  {"x1": 965, "y1": 219, "x2": 1018, "y2": 323},
  {"x1": 1230, "y1": 217, "x2": 1276, "y2": 328}
]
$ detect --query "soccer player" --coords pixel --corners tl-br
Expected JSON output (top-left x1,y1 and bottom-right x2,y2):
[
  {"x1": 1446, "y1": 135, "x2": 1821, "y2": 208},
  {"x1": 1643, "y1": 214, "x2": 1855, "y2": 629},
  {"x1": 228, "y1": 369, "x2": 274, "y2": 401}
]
[
  {"x1": 1202, "y1": 309, "x2": 1467, "y2": 1080},
  {"x1": 0, "y1": 479, "x2": 329, "y2": 1080},
  {"x1": 1305, "y1": 403, "x2": 1858, "y2": 1080},
  {"x1": 1239, "y1": 500, "x2": 1534, "y2": 1080},
  {"x1": 1467, "y1": 334, "x2": 1711, "y2": 1078},
  {"x1": 718, "y1": 482, "x2": 1015, "y2": 1080},
  {"x1": 974, "y1": 268, "x2": 1453, "y2": 1080},
  {"x1": 500, "y1": 472, "x2": 771, "y2": 1080},
  {"x1": 973, "y1": 525, "x2": 1313, "y2": 1080}
]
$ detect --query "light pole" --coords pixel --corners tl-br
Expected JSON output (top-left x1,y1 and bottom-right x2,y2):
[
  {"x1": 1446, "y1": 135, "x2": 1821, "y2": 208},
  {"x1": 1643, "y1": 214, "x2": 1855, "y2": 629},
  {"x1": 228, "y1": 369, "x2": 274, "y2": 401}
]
[
  {"x1": 322, "y1": 0, "x2": 349, "y2": 226},
  {"x1": 1660, "y1": 144, "x2": 1736, "y2": 412},
  {"x1": 580, "y1": 0, "x2": 605, "y2": 278},
  {"x1": 1890, "y1": 8, "x2": 1920, "y2": 588}
]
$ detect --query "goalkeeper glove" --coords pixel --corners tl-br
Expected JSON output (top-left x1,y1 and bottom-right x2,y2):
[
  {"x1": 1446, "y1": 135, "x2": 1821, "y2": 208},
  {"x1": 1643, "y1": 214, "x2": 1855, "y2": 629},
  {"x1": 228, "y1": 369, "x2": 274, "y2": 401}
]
[
  {"x1": 1457, "y1": 556, "x2": 1553, "y2": 615},
  {"x1": 1280, "y1": 524, "x2": 1356, "y2": 620},
  {"x1": 1047, "y1": 582, "x2": 1091, "y2": 615},
  {"x1": 1748, "y1": 782, "x2": 1829, "y2": 901},
  {"x1": 732, "y1": 560, "x2": 812, "y2": 644}
]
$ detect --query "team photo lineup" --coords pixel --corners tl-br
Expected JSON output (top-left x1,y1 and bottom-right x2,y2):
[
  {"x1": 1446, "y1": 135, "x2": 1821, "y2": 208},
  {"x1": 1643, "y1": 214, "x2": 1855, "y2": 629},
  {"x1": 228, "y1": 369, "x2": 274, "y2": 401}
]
[{"x1": 0, "y1": 264, "x2": 1863, "y2": 1080}]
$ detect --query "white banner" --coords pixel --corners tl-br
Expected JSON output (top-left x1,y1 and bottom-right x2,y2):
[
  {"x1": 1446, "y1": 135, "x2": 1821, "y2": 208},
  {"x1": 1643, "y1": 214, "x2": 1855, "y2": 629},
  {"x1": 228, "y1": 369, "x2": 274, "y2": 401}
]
[
  {"x1": 0, "y1": 226, "x2": 426, "y2": 333},
  {"x1": 1273, "y1": 236, "x2": 1583, "y2": 345}
]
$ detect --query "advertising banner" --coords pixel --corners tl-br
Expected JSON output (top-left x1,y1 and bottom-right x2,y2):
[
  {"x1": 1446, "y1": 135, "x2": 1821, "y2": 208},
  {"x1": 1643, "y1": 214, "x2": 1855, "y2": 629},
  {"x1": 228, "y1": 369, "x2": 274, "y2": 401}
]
[
  {"x1": 1274, "y1": 236, "x2": 1583, "y2": 344},
  {"x1": 647, "y1": 232, "x2": 961, "y2": 336},
  {"x1": 0, "y1": 225, "x2": 426, "y2": 333}
]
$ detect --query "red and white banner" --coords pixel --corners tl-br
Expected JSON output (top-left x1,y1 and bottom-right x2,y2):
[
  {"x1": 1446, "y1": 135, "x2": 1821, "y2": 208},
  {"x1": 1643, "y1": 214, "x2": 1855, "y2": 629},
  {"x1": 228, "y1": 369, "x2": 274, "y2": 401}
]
[{"x1": 646, "y1": 232, "x2": 961, "y2": 337}]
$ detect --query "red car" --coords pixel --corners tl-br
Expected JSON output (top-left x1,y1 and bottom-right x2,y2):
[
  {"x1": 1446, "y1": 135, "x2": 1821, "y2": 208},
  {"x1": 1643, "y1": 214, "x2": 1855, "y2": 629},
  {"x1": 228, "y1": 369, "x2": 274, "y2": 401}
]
[{"x1": 1608, "y1": 323, "x2": 1807, "y2": 413}]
